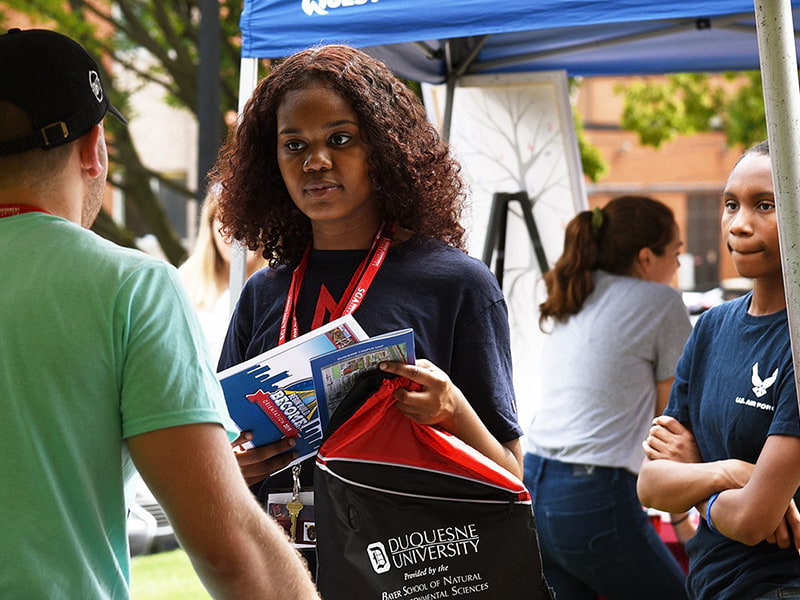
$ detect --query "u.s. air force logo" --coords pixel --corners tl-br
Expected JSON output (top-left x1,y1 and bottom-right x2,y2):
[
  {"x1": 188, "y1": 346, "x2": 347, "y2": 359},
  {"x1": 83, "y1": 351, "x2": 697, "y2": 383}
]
[
  {"x1": 751, "y1": 362, "x2": 778, "y2": 398},
  {"x1": 735, "y1": 362, "x2": 778, "y2": 412}
]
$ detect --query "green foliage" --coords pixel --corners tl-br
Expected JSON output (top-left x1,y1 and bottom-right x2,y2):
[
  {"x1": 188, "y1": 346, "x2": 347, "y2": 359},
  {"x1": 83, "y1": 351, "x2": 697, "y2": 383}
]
[
  {"x1": 617, "y1": 73, "x2": 723, "y2": 147},
  {"x1": 572, "y1": 105, "x2": 607, "y2": 182},
  {"x1": 724, "y1": 71, "x2": 767, "y2": 148},
  {"x1": 617, "y1": 71, "x2": 768, "y2": 150},
  {"x1": 567, "y1": 77, "x2": 608, "y2": 182},
  {"x1": 618, "y1": 80, "x2": 683, "y2": 147},
  {"x1": 2, "y1": 0, "x2": 243, "y2": 116}
]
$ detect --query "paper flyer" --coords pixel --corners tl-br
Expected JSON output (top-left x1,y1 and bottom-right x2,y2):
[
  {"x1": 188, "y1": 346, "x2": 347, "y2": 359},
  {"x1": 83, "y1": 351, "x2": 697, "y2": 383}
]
[
  {"x1": 310, "y1": 328, "x2": 415, "y2": 417},
  {"x1": 218, "y1": 314, "x2": 368, "y2": 471}
]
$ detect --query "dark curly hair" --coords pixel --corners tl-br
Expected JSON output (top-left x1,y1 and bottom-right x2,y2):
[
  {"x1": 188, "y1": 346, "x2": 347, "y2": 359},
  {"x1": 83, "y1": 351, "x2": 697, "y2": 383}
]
[{"x1": 212, "y1": 45, "x2": 466, "y2": 268}]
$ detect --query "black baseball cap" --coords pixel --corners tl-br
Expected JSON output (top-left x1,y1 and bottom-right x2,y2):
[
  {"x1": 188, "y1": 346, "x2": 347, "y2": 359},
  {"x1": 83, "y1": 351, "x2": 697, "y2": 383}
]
[{"x1": 0, "y1": 28, "x2": 127, "y2": 156}]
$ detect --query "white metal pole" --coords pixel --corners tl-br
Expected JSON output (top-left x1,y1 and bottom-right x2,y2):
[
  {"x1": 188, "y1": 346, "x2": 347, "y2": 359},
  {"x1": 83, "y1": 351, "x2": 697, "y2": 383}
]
[
  {"x1": 753, "y1": 0, "x2": 800, "y2": 406},
  {"x1": 229, "y1": 56, "x2": 261, "y2": 314}
]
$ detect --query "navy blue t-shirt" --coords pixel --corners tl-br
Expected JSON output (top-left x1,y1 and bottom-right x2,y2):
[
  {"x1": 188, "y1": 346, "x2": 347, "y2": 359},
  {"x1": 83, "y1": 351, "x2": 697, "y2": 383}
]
[
  {"x1": 219, "y1": 236, "x2": 521, "y2": 493},
  {"x1": 665, "y1": 292, "x2": 800, "y2": 599}
]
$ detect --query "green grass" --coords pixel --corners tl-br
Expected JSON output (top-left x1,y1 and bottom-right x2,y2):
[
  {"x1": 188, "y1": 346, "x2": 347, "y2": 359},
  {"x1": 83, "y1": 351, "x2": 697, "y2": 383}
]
[{"x1": 130, "y1": 549, "x2": 211, "y2": 600}]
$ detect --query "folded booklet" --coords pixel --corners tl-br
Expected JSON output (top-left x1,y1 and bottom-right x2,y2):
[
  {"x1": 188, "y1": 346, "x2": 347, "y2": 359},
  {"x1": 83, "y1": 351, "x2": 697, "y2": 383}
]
[
  {"x1": 310, "y1": 328, "x2": 415, "y2": 419},
  {"x1": 217, "y1": 315, "x2": 368, "y2": 473}
]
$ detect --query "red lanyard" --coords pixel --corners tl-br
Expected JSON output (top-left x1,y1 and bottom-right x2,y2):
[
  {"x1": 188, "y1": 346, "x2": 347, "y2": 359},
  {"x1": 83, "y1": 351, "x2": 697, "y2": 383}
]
[
  {"x1": 0, "y1": 204, "x2": 51, "y2": 218},
  {"x1": 278, "y1": 224, "x2": 393, "y2": 345}
]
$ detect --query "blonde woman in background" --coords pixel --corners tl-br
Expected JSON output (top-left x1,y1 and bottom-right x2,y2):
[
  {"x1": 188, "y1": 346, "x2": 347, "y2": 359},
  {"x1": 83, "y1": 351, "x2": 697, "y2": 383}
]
[{"x1": 179, "y1": 188, "x2": 267, "y2": 361}]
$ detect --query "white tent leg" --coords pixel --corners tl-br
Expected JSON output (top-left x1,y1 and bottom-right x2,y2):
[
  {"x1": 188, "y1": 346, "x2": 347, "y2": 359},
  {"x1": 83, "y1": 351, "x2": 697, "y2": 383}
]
[
  {"x1": 229, "y1": 57, "x2": 261, "y2": 313},
  {"x1": 754, "y1": 0, "x2": 800, "y2": 405}
]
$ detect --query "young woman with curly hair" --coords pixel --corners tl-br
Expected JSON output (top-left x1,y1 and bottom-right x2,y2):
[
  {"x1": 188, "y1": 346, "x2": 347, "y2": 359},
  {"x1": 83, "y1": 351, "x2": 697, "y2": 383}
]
[
  {"x1": 212, "y1": 45, "x2": 523, "y2": 574},
  {"x1": 214, "y1": 45, "x2": 466, "y2": 268}
]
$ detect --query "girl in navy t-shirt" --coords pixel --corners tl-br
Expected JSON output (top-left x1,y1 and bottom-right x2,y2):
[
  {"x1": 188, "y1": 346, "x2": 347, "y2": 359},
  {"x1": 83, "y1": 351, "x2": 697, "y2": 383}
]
[{"x1": 639, "y1": 141, "x2": 800, "y2": 600}]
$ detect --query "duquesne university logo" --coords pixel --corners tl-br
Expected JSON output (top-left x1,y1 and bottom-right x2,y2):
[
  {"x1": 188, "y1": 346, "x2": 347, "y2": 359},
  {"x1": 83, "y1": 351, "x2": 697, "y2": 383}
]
[
  {"x1": 367, "y1": 542, "x2": 391, "y2": 574},
  {"x1": 366, "y1": 524, "x2": 481, "y2": 574}
]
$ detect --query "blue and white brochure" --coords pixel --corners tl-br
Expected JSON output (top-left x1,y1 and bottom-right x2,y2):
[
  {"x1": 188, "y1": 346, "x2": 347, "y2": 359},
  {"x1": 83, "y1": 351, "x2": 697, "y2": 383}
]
[
  {"x1": 217, "y1": 314, "x2": 368, "y2": 472},
  {"x1": 310, "y1": 328, "x2": 415, "y2": 418}
]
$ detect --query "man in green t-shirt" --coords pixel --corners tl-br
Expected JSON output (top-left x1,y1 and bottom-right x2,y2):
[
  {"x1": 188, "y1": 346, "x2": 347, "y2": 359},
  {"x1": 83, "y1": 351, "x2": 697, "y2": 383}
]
[{"x1": 0, "y1": 28, "x2": 318, "y2": 600}]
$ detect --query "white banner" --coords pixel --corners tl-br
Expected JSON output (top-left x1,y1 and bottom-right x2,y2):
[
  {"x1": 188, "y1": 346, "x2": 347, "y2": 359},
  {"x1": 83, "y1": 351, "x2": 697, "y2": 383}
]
[{"x1": 423, "y1": 72, "x2": 588, "y2": 436}]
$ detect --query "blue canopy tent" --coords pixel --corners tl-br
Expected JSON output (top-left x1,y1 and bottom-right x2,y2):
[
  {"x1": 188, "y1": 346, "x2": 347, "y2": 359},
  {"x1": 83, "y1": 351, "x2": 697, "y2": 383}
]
[
  {"x1": 238, "y1": 0, "x2": 800, "y2": 136},
  {"x1": 231, "y1": 0, "x2": 800, "y2": 405},
  {"x1": 238, "y1": 1, "x2": 800, "y2": 140},
  {"x1": 240, "y1": 1, "x2": 798, "y2": 80}
]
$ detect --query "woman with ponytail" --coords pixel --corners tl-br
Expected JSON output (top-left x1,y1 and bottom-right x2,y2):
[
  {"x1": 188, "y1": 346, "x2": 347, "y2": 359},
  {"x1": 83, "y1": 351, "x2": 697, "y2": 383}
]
[{"x1": 524, "y1": 195, "x2": 692, "y2": 599}]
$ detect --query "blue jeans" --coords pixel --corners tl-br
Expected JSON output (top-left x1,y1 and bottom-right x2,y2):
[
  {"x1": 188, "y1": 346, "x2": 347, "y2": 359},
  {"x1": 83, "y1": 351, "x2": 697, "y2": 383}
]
[{"x1": 524, "y1": 453, "x2": 689, "y2": 600}]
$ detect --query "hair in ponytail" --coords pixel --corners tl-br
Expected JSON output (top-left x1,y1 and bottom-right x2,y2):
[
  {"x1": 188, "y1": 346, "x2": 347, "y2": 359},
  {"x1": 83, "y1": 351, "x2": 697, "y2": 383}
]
[{"x1": 539, "y1": 195, "x2": 676, "y2": 328}]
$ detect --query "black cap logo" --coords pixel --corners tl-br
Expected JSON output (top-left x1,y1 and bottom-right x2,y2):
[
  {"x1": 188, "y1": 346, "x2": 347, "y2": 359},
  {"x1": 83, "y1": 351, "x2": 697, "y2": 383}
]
[{"x1": 89, "y1": 70, "x2": 103, "y2": 103}]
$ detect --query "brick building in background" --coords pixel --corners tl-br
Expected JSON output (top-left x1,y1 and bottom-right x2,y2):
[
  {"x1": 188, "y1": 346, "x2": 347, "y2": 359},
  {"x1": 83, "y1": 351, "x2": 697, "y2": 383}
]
[{"x1": 577, "y1": 76, "x2": 744, "y2": 292}]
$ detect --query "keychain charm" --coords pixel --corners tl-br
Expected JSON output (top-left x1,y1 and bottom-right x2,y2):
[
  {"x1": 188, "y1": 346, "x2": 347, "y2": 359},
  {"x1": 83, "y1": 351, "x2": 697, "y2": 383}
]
[{"x1": 286, "y1": 464, "x2": 304, "y2": 542}]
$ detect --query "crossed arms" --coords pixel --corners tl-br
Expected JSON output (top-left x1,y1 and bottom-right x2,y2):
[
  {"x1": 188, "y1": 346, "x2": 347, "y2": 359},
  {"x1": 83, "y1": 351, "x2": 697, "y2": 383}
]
[{"x1": 637, "y1": 415, "x2": 800, "y2": 550}]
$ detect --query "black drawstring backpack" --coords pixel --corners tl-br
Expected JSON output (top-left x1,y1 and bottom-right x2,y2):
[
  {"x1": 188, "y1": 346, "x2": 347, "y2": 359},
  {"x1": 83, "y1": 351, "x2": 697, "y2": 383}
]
[{"x1": 314, "y1": 371, "x2": 553, "y2": 599}]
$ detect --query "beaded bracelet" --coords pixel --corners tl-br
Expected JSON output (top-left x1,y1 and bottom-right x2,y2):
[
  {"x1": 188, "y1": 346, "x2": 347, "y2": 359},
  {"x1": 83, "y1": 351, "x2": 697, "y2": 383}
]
[{"x1": 706, "y1": 492, "x2": 721, "y2": 533}]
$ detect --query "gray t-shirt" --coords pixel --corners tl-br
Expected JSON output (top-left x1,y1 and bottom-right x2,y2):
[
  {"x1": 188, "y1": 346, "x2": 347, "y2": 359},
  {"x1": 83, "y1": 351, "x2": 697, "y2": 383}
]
[{"x1": 526, "y1": 270, "x2": 691, "y2": 474}]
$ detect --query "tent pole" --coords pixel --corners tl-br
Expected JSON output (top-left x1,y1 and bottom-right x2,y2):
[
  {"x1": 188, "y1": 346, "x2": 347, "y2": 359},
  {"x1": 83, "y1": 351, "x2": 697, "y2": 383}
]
[
  {"x1": 197, "y1": 0, "x2": 220, "y2": 204},
  {"x1": 753, "y1": 0, "x2": 800, "y2": 406},
  {"x1": 441, "y1": 36, "x2": 489, "y2": 141},
  {"x1": 229, "y1": 56, "x2": 261, "y2": 313},
  {"x1": 442, "y1": 40, "x2": 456, "y2": 142},
  {"x1": 442, "y1": 78, "x2": 455, "y2": 143}
]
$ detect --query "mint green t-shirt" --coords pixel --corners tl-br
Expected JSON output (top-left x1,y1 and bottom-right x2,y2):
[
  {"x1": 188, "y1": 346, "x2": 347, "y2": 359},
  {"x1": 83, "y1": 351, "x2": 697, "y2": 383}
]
[{"x1": 0, "y1": 213, "x2": 234, "y2": 599}]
